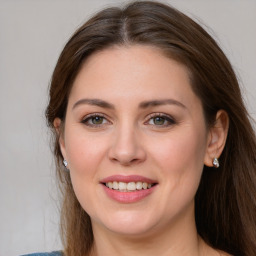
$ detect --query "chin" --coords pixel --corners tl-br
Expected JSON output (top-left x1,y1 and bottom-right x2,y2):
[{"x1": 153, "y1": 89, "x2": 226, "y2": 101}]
[
  {"x1": 106, "y1": 223, "x2": 158, "y2": 238},
  {"x1": 93, "y1": 209, "x2": 163, "y2": 237}
]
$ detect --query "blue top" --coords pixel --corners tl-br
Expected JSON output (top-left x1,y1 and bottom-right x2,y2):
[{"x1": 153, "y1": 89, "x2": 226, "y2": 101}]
[{"x1": 20, "y1": 252, "x2": 62, "y2": 256}]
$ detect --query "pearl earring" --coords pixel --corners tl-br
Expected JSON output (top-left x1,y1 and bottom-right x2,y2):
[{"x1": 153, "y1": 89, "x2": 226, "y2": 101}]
[
  {"x1": 213, "y1": 158, "x2": 219, "y2": 168},
  {"x1": 63, "y1": 159, "x2": 68, "y2": 169}
]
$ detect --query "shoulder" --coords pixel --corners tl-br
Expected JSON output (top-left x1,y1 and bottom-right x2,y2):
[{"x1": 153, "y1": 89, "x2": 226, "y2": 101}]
[{"x1": 20, "y1": 251, "x2": 63, "y2": 256}]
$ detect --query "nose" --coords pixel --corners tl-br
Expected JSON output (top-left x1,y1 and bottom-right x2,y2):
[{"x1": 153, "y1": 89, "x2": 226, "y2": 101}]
[{"x1": 108, "y1": 124, "x2": 146, "y2": 166}]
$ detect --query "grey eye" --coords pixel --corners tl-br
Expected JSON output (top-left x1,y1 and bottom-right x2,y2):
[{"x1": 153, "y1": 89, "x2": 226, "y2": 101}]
[
  {"x1": 147, "y1": 114, "x2": 175, "y2": 127},
  {"x1": 82, "y1": 114, "x2": 108, "y2": 126},
  {"x1": 91, "y1": 116, "x2": 104, "y2": 124},
  {"x1": 153, "y1": 116, "x2": 166, "y2": 125}
]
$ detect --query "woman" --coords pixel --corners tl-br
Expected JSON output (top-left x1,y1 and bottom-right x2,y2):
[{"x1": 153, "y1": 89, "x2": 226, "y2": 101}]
[{"x1": 23, "y1": 1, "x2": 256, "y2": 256}]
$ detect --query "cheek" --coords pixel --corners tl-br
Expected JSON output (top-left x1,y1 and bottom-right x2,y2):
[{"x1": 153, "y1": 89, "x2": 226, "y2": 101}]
[
  {"x1": 64, "y1": 130, "x2": 109, "y2": 214},
  {"x1": 64, "y1": 129, "x2": 108, "y2": 178},
  {"x1": 150, "y1": 126, "x2": 207, "y2": 189}
]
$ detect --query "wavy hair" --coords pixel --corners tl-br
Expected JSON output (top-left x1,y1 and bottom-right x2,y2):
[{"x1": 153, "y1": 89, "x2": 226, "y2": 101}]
[{"x1": 45, "y1": 1, "x2": 256, "y2": 256}]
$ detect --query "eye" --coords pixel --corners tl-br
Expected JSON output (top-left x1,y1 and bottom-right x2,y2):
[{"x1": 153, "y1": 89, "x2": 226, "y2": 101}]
[
  {"x1": 146, "y1": 113, "x2": 175, "y2": 127},
  {"x1": 81, "y1": 114, "x2": 110, "y2": 127},
  {"x1": 91, "y1": 116, "x2": 105, "y2": 125}
]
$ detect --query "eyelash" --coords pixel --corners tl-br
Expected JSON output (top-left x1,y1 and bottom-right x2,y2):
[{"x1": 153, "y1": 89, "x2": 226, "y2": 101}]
[
  {"x1": 81, "y1": 113, "x2": 176, "y2": 128},
  {"x1": 81, "y1": 113, "x2": 110, "y2": 127},
  {"x1": 145, "y1": 113, "x2": 176, "y2": 127}
]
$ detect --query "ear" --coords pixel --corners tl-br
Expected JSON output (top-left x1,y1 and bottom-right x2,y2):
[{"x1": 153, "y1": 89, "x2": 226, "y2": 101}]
[
  {"x1": 53, "y1": 118, "x2": 67, "y2": 160},
  {"x1": 204, "y1": 110, "x2": 229, "y2": 167}
]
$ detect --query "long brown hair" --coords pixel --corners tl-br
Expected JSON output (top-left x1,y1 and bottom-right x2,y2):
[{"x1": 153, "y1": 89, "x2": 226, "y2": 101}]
[{"x1": 45, "y1": 1, "x2": 256, "y2": 255}]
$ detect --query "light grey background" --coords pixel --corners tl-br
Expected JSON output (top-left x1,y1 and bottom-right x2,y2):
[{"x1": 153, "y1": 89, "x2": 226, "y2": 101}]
[{"x1": 0, "y1": 0, "x2": 255, "y2": 255}]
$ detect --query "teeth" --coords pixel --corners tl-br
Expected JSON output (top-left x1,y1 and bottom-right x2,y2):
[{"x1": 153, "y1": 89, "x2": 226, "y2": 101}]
[
  {"x1": 105, "y1": 181, "x2": 154, "y2": 191},
  {"x1": 108, "y1": 182, "x2": 113, "y2": 189},
  {"x1": 136, "y1": 182, "x2": 143, "y2": 190},
  {"x1": 118, "y1": 182, "x2": 127, "y2": 191},
  {"x1": 113, "y1": 181, "x2": 118, "y2": 190},
  {"x1": 127, "y1": 182, "x2": 136, "y2": 191}
]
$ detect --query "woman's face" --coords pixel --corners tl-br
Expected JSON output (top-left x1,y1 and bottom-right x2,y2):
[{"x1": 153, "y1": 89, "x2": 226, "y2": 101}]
[{"x1": 59, "y1": 45, "x2": 212, "y2": 237}]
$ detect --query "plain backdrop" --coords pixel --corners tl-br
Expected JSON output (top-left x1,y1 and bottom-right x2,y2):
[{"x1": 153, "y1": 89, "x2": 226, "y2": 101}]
[{"x1": 0, "y1": 0, "x2": 255, "y2": 255}]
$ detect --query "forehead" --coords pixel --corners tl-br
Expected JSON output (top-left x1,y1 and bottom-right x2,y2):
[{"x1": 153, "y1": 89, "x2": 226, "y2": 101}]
[{"x1": 68, "y1": 45, "x2": 199, "y2": 110}]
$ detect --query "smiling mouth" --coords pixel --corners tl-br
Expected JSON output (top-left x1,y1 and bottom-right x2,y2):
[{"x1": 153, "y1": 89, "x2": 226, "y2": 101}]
[{"x1": 104, "y1": 181, "x2": 157, "y2": 192}]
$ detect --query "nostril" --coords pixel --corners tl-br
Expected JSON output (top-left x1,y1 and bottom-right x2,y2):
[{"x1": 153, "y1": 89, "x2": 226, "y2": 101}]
[
  {"x1": 109, "y1": 152, "x2": 141, "y2": 165},
  {"x1": 112, "y1": 157, "x2": 141, "y2": 166},
  {"x1": 107, "y1": 134, "x2": 147, "y2": 165}
]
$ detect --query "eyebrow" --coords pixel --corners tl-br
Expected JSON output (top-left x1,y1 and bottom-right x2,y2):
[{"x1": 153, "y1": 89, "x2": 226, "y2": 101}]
[
  {"x1": 139, "y1": 99, "x2": 186, "y2": 109},
  {"x1": 72, "y1": 99, "x2": 115, "y2": 110},
  {"x1": 72, "y1": 98, "x2": 186, "y2": 110}
]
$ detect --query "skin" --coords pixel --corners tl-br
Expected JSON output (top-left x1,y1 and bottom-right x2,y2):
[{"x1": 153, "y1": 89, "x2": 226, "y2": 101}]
[{"x1": 54, "y1": 45, "x2": 229, "y2": 256}]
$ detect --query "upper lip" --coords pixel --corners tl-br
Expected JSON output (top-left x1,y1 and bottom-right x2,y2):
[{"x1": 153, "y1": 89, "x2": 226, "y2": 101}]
[{"x1": 100, "y1": 175, "x2": 158, "y2": 184}]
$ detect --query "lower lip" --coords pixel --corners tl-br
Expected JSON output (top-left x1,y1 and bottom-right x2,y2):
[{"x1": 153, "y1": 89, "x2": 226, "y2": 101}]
[{"x1": 102, "y1": 184, "x2": 157, "y2": 203}]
